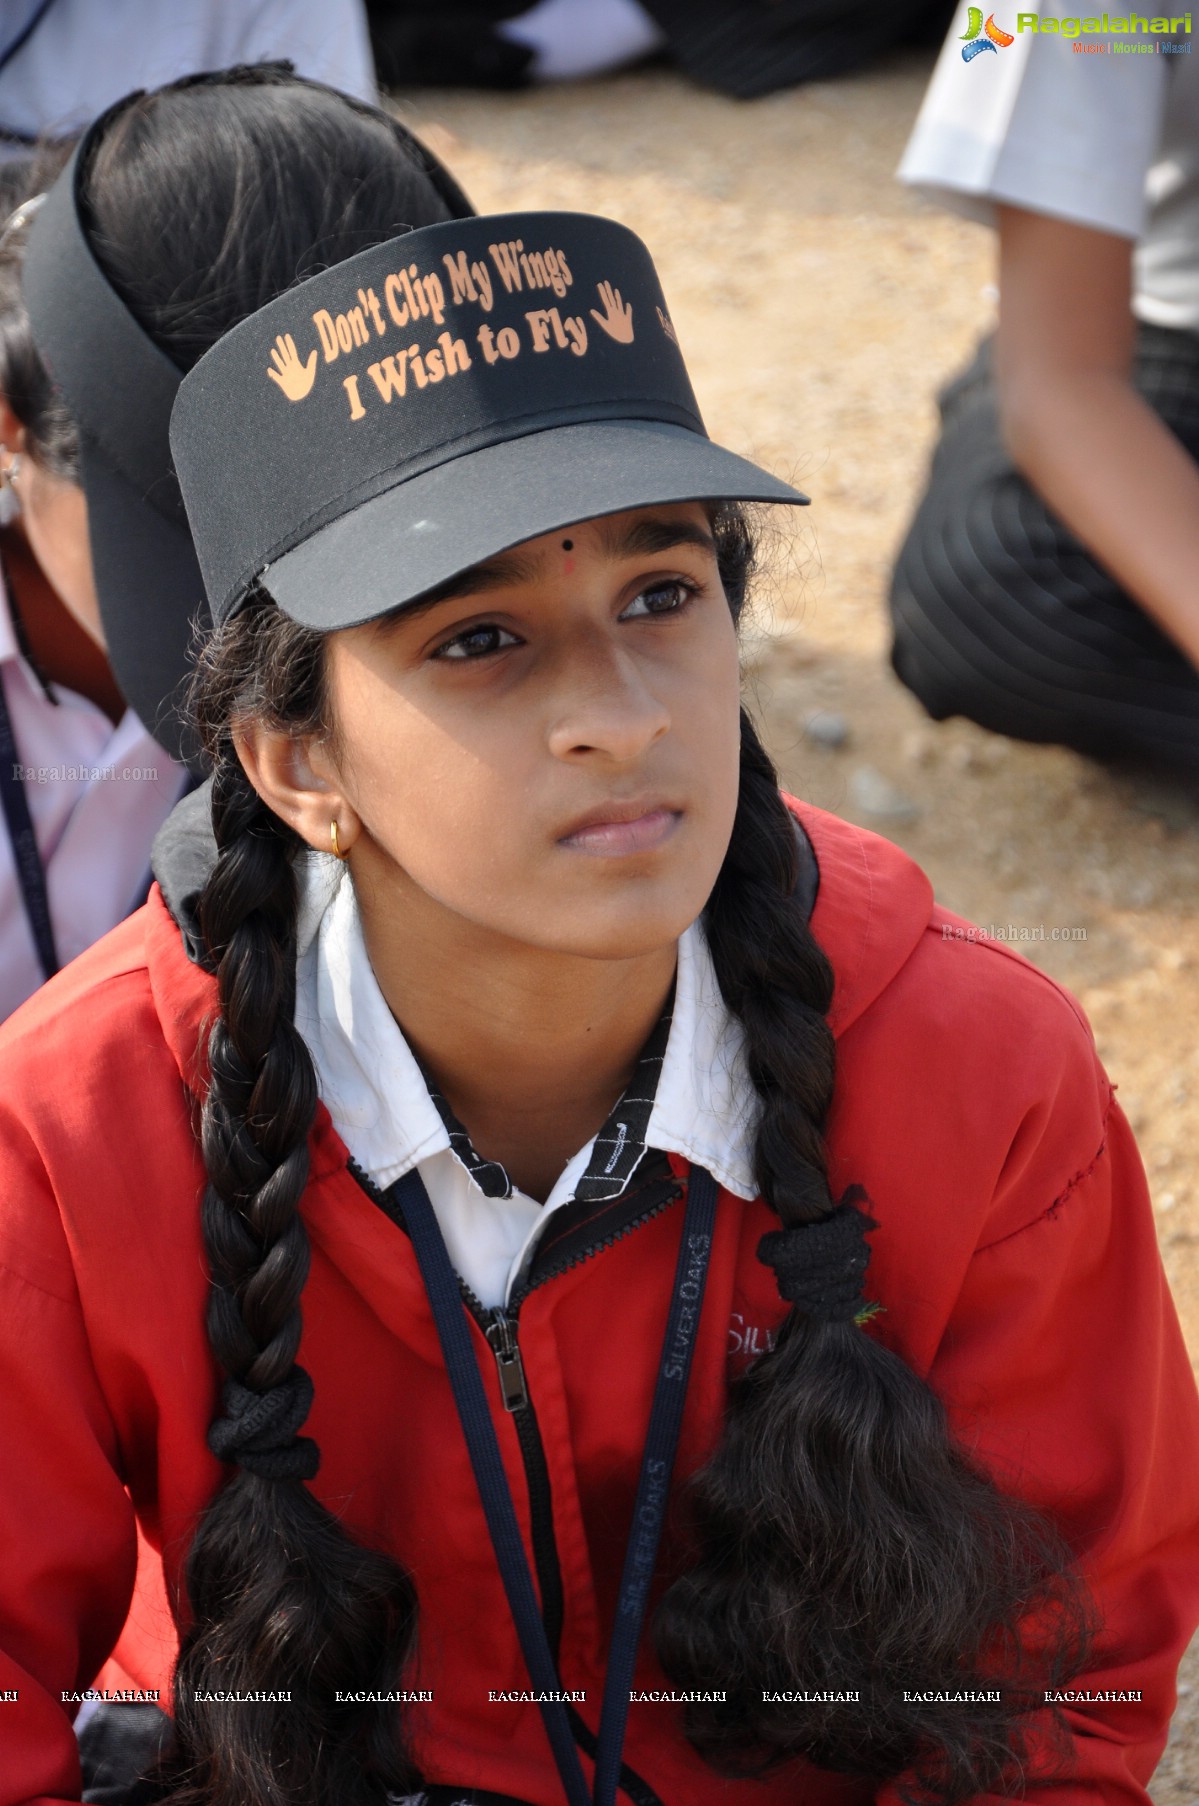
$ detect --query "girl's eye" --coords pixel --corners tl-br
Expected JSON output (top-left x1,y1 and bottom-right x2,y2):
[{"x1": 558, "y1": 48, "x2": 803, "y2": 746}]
[
  {"x1": 432, "y1": 624, "x2": 521, "y2": 661},
  {"x1": 620, "y1": 578, "x2": 698, "y2": 620}
]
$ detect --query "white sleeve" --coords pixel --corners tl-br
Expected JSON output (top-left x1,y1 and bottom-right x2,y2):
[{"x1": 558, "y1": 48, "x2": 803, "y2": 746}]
[
  {"x1": 898, "y1": 20, "x2": 1167, "y2": 240},
  {"x1": 0, "y1": 0, "x2": 378, "y2": 142},
  {"x1": 211, "y1": 0, "x2": 378, "y2": 104}
]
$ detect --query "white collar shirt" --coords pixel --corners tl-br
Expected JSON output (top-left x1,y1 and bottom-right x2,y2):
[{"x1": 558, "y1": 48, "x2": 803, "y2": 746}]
[
  {"x1": 293, "y1": 853, "x2": 759, "y2": 1309},
  {"x1": 0, "y1": 571, "x2": 189, "y2": 1021}
]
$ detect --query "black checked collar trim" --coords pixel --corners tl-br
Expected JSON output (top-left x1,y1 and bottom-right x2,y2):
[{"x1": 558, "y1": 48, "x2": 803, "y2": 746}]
[
  {"x1": 574, "y1": 999, "x2": 671, "y2": 1204},
  {"x1": 420, "y1": 987, "x2": 674, "y2": 1206},
  {"x1": 424, "y1": 1078, "x2": 512, "y2": 1200}
]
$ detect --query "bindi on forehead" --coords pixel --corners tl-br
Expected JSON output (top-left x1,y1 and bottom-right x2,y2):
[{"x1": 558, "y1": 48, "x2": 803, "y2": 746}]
[{"x1": 562, "y1": 536, "x2": 574, "y2": 572}]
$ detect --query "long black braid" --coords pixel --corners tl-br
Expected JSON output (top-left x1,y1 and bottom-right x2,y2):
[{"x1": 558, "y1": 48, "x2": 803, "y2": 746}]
[
  {"x1": 48, "y1": 66, "x2": 470, "y2": 1806},
  {"x1": 654, "y1": 695, "x2": 1094, "y2": 1800},
  {"x1": 164, "y1": 737, "x2": 421, "y2": 1803}
]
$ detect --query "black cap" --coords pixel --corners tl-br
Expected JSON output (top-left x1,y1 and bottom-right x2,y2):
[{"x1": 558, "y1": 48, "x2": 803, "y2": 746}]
[{"x1": 170, "y1": 211, "x2": 808, "y2": 631}]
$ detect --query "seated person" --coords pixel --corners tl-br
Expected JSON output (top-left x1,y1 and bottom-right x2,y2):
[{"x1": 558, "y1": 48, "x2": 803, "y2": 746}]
[{"x1": 890, "y1": 20, "x2": 1199, "y2": 772}]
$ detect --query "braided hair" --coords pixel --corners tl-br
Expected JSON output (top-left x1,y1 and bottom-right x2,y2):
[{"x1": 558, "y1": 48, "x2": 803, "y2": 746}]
[
  {"x1": 55, "y1": 67, "x2": 467, "y2": 1805},
  {"x1": 170, "y1": 595, "x2": 420, "y2": 1801},
  {"x1": 652, "y1": 520, "x2": 1094, "y2": 1798}
]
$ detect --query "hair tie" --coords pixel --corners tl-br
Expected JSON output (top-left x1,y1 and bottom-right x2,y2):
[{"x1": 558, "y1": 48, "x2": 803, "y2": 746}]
[
  {"x1": 207, "y1": 1365, "x2": 320, "y2": 1481},
  {"x1": 757, "y1": 1199, "x2": 878, "y2": 1322}
]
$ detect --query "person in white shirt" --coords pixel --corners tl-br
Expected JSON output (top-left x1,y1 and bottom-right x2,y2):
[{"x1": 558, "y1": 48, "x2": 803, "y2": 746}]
[
  {"x1": 890, "y1": 13, "x2": 1199, "y2": 772},
  {"x1": 0, "y1": 0, "x2": 376, "y2": 152}
]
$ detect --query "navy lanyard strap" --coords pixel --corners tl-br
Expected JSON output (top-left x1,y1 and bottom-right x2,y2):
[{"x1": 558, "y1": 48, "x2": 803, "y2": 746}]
[
  {"x1": 392, "y1": 1160, "x2": 718, "y2": 1806},
  {"x1": 395, "y1": 1164, "x2": 593, "y2": 1806},
  {"x1": 0, "y1": 674, "x2": 58, "y2": 981},
  {"x1": 589, "y1": 1164, "x2": 716, "y2": 1806}
]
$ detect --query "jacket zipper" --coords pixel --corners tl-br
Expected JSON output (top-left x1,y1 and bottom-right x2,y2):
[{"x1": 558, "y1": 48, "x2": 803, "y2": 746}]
[
  {"x1": 476, "y1": 1298, "x2": 566, "y2": 1669},
  {"x1": 458, "y1": 1193, "x2": 682, "y2": 1806},
  {"x1": 484, "y1": 1310, "x2": 530, "y2": 1412},
  {"x1": 348, "y1": 1153, "x2": 680, "y2": 1806}
]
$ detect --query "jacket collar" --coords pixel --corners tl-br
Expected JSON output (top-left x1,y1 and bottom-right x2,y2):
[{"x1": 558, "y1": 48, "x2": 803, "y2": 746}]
[{"x1": 147, "y1": 781, "x2": 930, "y2": 1189}]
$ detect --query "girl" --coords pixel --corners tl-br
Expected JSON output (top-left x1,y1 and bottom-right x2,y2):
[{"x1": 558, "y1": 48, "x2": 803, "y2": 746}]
[{"x1": 0, "y1": 66, "x2": 1196, "y2": 1806}]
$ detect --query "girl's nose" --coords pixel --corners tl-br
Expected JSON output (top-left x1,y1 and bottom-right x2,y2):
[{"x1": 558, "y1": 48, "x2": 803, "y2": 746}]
[{"x1": 544, "y1": 632, "x2": 671, "y2": 763}]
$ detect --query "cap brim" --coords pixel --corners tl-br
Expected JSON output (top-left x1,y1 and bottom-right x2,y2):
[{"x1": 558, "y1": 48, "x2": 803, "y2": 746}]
[
  {"x1": 261, "y1": 419, "x2": 808, "y2": 630},
  {"x1": 81, "y1": 441, "x2": 211, "y2": 770}
]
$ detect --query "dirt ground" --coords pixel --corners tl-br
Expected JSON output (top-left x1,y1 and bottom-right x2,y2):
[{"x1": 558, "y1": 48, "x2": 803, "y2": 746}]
[{"x1": 390, "y1": 55, "x2": 1198, "y2": 1800}]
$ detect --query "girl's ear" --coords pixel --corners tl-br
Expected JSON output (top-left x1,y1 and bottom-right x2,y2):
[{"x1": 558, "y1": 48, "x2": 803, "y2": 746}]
[
  {"x1": 0, "y1": 395, "x2": 24, "y2": 454},
  {"x1": 232, "y1": 720, "x2": 361, "y2": 858},
  {"x1": 0, "y1": 400, "x2": 23, "y2": 526}
]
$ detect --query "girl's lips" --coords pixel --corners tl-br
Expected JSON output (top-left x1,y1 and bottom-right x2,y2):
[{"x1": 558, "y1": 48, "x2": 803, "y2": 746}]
[{"x1": 558, "y1": 808, "x2": 681, "y2": 856}]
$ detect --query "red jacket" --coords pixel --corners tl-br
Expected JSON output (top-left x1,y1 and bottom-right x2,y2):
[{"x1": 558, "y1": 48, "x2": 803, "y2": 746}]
[{"x1": 0, "y1": 800, "x2": 1195, "y2": 1805}]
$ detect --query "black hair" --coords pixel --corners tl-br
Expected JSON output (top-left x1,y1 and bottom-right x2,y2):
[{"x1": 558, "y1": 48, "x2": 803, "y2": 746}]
[
  {"x1": 0, "y1": 141, "x2": 79, "y2": 477},
  {"x1": 0, "y1": 63, "x2": 469, "y2": 484},
  {"x1": 77, "y1": 66, "x2": 470, "y2": 371},
  {"x1": 177, "y1": 589, "x2": 421, "y2": 1802},
  {"x1": 58, "y1": 67, "x2": 467, "y2": 1805},
  {"x1": 657, "y1": 693, "x2": 1094, "y2": 1795},
  {"x1": 81, "y1": 65, "x2": 1091, "y2": 1806}
]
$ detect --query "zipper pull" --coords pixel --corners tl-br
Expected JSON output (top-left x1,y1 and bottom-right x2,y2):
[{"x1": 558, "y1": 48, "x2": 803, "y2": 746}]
[{"x1": 485, "y1": 1311, "x2": 529, "y2": 1413}]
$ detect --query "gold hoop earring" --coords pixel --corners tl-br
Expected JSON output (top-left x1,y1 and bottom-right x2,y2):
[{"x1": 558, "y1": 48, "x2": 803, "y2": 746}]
[{"x1": 330, "y1": 819, "x2": 349, "y2": 860}]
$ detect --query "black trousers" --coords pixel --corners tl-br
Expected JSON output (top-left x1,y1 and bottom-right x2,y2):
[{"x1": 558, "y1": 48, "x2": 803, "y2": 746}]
[
  {"x1": 889, "y1": 324, "x2": 1199, "y2": 773},
  {"x1": 76, "y1": 1704, "x2": 170, "y2": 1806},
  {"x1": 365, "y1": 0, "x2": 956, "y2": 95}
]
